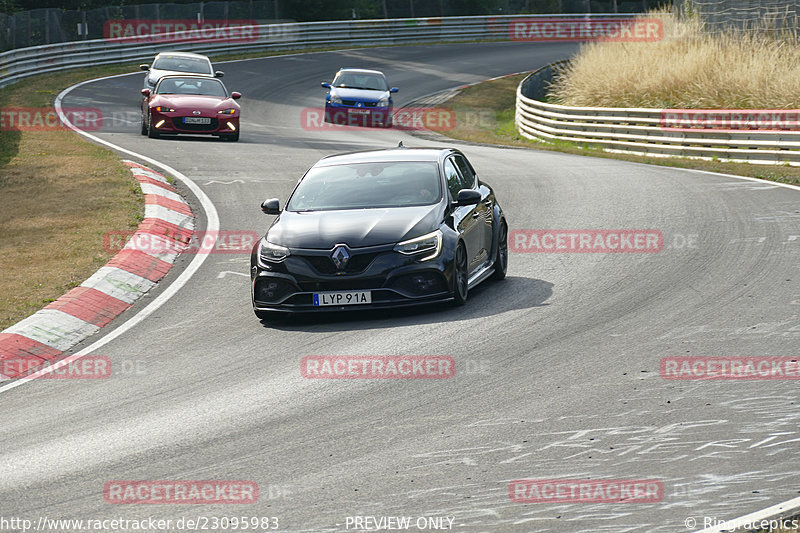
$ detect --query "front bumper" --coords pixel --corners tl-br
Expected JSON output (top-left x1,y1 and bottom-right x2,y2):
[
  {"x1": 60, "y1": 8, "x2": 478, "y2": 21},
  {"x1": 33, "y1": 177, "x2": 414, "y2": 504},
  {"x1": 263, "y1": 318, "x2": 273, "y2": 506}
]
[
  {"x1": 324, "y1": 103, "x2": 392, "y2": 127},
  {"x1": 251, "y1": 243, "x2": 455, "y2": 313}
]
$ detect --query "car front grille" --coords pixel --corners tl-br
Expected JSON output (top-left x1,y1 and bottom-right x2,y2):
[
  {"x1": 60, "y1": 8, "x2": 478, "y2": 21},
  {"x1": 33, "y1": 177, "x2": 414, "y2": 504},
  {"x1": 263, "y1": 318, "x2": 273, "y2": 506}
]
[
  {"x1": 340, "y1": 100, "x2": 378, "y2": 107},
  {"x1": 300, "y1": 252, "x2": 380, "y2": 275}
]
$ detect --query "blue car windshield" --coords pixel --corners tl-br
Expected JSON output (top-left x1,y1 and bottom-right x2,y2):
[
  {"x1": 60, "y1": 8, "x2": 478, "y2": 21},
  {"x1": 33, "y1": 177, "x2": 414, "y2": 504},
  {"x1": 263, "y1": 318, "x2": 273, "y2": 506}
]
[
  {"x1": 332, "y1": 73, "x2": 388, "y2": 91},
  {"x1": 287, "y1": 162, "x2": 442, "y2": 211}
]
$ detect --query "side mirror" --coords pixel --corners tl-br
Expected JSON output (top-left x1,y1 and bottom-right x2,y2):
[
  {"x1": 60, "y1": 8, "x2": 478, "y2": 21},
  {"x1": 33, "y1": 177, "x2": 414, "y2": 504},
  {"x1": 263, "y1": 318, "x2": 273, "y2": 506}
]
[
  {"x1": 141, "y1": 88, "x2": 151, "y2": 97},
  {"x1": 215, "y1": 70, "x2": 225, "y2": 77},
  {"x1": 390, "y1": 87, "x2": 399, "y2": 93},
  {"x1": 321, "y1": 82, "x2": 331, "y2": 88},
  {"x1": 455, "y1": 189, "x2": 481, "y2": 206},
  {"x1": 231, "y1": 91, "x2": 242, "y2": 100},
  {"x1": 139, "y1": 64, "x2": 150, "y2": 71},
  {"x1": 261, "y1": 198, "x2": 281, "y2": 215}
]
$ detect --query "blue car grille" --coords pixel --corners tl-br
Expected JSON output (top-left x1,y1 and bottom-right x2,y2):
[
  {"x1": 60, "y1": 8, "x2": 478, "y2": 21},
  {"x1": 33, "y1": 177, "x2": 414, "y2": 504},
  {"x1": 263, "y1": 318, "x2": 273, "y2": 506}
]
[{"x1": 341, "y1": 100, "x2": 378, "y2": 107}]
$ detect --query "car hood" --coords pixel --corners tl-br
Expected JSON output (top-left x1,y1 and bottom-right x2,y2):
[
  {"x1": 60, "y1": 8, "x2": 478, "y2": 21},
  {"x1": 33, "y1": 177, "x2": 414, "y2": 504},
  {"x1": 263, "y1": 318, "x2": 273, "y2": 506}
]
[
  {"x1": 330, "y1": 87, "x2": 388, "y2": 102},
  {"x1": 268, "y1": 204, "x2": 442, "y2": 249},
  {"x1": 151, "y1": 94, "x2": 235, "y2": 111}
]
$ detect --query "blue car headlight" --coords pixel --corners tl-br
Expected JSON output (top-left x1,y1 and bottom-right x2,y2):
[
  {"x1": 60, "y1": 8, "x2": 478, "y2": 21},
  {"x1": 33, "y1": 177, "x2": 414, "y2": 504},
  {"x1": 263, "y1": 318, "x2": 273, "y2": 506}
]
[
  {"x1": 377, "y1": 96, "x2": 389, "y2": 107},
  {"x1": 330, "y1": 94, "x2": 343, "y2": 105}
]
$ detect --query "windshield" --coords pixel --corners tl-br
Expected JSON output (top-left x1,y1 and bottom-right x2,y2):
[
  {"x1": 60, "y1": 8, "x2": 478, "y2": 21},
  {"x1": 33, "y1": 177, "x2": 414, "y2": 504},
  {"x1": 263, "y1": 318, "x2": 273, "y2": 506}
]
[
  {"x1": 155, "y1": 78, "x2": 228, "y2": 97},
  {"x1": 153, "y1": 56, "x2": 213, "y2": 75},
  {"x1": 286, "y1": 161, "x2": 442, "y2": 211},
  {"x1": 332, "y1": 72, "x2": 389, "y2": 91}
]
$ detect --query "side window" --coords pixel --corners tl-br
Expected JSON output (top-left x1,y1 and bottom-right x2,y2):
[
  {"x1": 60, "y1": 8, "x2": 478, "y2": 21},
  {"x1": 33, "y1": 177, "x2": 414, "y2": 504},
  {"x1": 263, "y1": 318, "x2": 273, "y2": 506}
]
[
  {"x1": 453, "y1": 155, "x2": 476, "y2": 188},
  {"x1": 444, "y1": 159, "x2": 463, "y2": 199}
]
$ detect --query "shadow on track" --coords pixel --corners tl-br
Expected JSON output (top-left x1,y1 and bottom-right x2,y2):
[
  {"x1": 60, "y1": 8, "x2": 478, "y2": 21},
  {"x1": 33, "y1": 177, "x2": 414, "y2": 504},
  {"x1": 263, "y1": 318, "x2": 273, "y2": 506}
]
[{"x1": 259, "y1": 275, "x2": 553, "y2": 332}]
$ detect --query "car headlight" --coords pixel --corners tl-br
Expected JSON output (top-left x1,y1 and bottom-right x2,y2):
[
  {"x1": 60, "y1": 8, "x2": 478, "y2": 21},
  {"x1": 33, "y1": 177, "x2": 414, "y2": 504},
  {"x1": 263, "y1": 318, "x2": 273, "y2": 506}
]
[
  {"x1": 394, "y1": 230, "x2": 442, "y2": 261},
  {"x1": 259, "y1": 238, "x2": 290, "y2": 263},
  {"x1": 330, "y1": 94, "x2": 343, "y2": 105},
  {"x1": 377, "y1": 96, "x2": 389, "y2": 107},
  {"x1": 217, "y1": 108, "x2": 236, "y2": 115},
  {"x1": 154, "y1": 106, "x2": 174, "y2": 112}
]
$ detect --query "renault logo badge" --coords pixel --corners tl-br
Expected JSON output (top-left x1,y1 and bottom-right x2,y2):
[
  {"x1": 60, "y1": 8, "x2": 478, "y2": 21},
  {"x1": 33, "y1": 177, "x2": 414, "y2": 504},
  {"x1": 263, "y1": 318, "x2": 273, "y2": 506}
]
[{"x1": 331, "y1": 245, "x2": 350, "y2": 270}]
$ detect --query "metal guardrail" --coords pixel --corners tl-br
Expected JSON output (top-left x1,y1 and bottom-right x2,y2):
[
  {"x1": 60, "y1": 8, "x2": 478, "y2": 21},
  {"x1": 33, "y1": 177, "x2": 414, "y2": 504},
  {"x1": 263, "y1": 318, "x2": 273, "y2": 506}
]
[
  {"x1": 0, "y1": 14, "x2": 636, "y2": 89},
  {"x1": 519, "y1": 59, "x2": 570, "y2": 101},
  {"x1": 516, "y1": 62, "x2": 800, "y2": 165}
]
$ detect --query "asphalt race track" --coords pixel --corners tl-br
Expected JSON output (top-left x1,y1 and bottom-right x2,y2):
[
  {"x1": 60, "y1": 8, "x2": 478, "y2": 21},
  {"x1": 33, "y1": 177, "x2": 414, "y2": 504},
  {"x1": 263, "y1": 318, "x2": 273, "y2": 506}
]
[{"x1": 1, "y1": 41, "x2": 799, "y2": 532}]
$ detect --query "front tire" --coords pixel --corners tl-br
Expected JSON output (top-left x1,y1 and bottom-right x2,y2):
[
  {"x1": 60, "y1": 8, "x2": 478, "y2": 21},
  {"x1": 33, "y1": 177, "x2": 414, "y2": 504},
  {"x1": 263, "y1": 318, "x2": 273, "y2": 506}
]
[
  {"x1": 147, "y1": 112, "x2": 159, "y2": 138},
  {"x1": 222, "y1": 130, "x2": 239, "y2": 142},
  {"x1": 491, "y1": 222, "x2": 508, "y2": 281},
  {"x1": 452, "y1": 242, "x2": 469, "y2": 306},
  {"x1": 140, "y1": 113, "x2": 147, "y2": 135}
]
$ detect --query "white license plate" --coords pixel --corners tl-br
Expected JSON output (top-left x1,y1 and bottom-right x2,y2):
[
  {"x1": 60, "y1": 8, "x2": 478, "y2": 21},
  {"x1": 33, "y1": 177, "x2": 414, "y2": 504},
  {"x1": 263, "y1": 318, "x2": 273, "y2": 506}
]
[
  {"x1": 184, "y1": 117, "x2": 211, "y2": 124},
  {"x1": 348, "y1": 108, "x2": 370, "y2": 114},
  {"x1": 313, "y1": 290, "x2": 372, "y2": 306}
]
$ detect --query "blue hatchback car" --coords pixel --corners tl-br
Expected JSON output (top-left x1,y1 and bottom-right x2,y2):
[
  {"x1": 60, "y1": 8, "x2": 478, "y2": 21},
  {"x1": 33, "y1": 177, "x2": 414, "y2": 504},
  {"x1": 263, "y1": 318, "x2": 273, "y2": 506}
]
[{"x1": 321, "y1": 68, "x2": 398, "y2": 127}]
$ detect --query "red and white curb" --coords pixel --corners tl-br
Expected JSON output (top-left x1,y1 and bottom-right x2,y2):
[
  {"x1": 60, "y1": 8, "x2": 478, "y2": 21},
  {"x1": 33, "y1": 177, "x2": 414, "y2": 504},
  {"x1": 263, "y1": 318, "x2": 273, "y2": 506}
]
[{"x1": 0, "y1": 161, "x2": 194, "y2": 381}]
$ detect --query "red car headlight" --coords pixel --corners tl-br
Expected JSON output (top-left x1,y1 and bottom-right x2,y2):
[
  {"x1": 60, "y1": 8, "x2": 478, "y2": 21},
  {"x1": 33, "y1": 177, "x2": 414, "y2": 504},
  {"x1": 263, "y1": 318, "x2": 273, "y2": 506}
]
[
  {"x1": 154, "y1": 106, "x2": 174, "y2": 113},
  {"x1": 217, "y1": 108, "x2": 237, "y2": 115}
]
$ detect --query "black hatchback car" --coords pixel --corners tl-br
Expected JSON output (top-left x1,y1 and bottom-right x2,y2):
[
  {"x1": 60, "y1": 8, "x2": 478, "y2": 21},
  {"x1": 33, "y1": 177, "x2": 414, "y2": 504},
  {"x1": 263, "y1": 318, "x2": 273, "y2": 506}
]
[{"x1": 250, "y1": 146, "x2": 507, "y2": 319}]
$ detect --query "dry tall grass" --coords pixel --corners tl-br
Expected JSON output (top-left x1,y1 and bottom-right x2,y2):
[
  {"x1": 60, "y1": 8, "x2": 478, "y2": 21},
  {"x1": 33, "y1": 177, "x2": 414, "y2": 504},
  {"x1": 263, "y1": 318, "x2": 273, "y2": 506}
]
[{"x1": 548, "y1": 11, "x2": 800, "y2": 109}]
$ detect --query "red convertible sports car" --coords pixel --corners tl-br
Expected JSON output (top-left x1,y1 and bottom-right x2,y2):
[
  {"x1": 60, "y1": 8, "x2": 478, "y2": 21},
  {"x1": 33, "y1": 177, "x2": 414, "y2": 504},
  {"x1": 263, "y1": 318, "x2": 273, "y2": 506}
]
[{"x1": 141, "y1": 75, "x2": 241, "y2": 141}]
